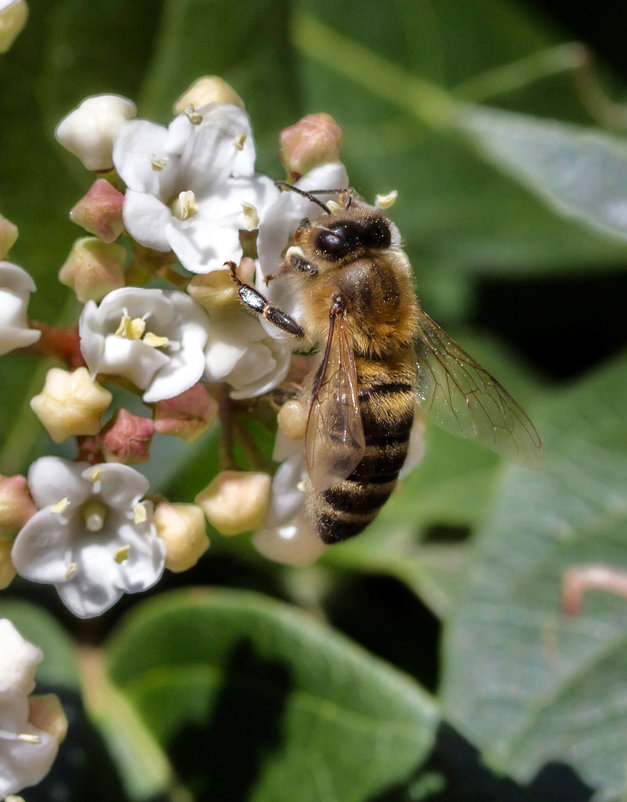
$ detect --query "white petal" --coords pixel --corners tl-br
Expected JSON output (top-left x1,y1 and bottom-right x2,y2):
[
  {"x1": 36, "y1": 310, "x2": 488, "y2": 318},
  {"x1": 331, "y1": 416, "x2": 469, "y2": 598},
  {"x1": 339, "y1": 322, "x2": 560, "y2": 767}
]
[
  {"x1": 0, "y1": 621, "x2": 42, "y2": 695},
  {"x1": 228, "y1": 339, "x2": 292, "y2": 400},
  {"x1": 142, "y1": 341, "x2": 205, "y2": 403},
  {"x1": 27, "y1": 457, "x2": 90, "y2": 509},
  {"x1": 0, "y1": 686, "x2": 58, "y2": 798},
  {"x1": 0, "y1": 262, "x2": 36, "y2": 293},
  {"x1": 11, "y1": 509, "x2": 75, "y2": 584},
  {"x1": 252, "y1": 510, "x2": 326, "y2": 567},
  {"x1": 165, "y1": 216, "x2": 242, "y2": 273},
  {"x1": 101, "y1": 335, "x2": 168, "y2": 389},
  {"x1": 91, "y1": 463, "x2": 149, "y2": 508},
  {"x1": 113, "y1": 119, "x2": 177, "y2": 198},
  {"x1": 122, "y1": 189, "x2": 172, "y2": 251}
]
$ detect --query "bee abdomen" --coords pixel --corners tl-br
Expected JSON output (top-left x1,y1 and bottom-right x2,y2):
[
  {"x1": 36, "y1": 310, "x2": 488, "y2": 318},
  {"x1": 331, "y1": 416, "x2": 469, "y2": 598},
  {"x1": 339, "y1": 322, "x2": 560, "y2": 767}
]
[{"x1": 312, "y1": 379, "x2": 414, "y2": 544}]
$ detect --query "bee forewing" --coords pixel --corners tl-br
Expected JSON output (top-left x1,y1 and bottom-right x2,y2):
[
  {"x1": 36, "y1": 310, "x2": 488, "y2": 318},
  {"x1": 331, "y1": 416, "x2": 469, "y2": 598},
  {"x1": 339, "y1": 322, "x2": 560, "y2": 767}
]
[
  {"x1": 305, "y1": 317, "x2": 366, "y2": 491},
  {"x1": 414, "y1": 309, "x2": 544, "y2": 469}
]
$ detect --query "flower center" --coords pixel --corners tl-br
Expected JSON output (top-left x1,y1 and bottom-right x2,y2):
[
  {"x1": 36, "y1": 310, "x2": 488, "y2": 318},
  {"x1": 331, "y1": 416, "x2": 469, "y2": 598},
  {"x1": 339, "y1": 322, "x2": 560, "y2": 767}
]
[
  {"x1": 114, "y1": 315, "x2": 170, "y2": 350},
  {"x1": 170, "y1": 190, "x2": 198, "y2": 221},
  {"x1": 81, "y1": 499, "x2": 107, "y2": 532}
]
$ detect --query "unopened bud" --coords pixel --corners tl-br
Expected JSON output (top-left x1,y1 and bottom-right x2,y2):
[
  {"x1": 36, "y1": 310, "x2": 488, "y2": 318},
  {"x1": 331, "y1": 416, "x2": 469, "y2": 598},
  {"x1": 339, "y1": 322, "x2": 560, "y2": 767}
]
[
  {"x1": 98, "y1": 409, "x2": 154, "y2": 464},
  {"x1": 55, "y1": 94, "x2": 137, "y2": 171},
  {"x1": 28, "y1": 694, "x2": 68, "y2": 743},
  {"x1": 173, "y1": 76, "x2": 245, "y2": 115},
  {"x1": 0, "y1": 214, "x2": 18, "y2": 258},
  {"x1": 277, "y1": 399, "x2": 308, "y2": 441},
  {"x1": 252, "y1": 512, "x2": 327, "y2": 567},
  {"x1": 0, "y1": 619, "x2": 42, "y2": 694},
  {"x1": 280, "y1": 113, "x2": 342, "y2": 180},
  {"x1": 195, "y1": 470, "x2": 271, "y2": 536},
  {"x1": 0, "y1": 540, "x2": 16, "y2": 589},
  {"x1": 187, "y1": 260, "x2": 255, "y2": 317},
  {"x1": 0, "y1": 474, "x2": 36, "y2": 541},
  {"x1": 153, "y1": 382, "x2": 217, "y2": 443},
  {"x1": 30, "y1": 367, "x2": 112, "y2": 443},
  {"x1": 154, "y1": 502, "x2": 209, "y2": 572},
  {"x1": 0, "y1": 0, "x2": 28, "y2": 54},
  {"x1": 59, "y1": 237, "x2": 126, "y2": 302},
  {"x1": 70, "y1": 179, "x2": 125, "y2": 243}
]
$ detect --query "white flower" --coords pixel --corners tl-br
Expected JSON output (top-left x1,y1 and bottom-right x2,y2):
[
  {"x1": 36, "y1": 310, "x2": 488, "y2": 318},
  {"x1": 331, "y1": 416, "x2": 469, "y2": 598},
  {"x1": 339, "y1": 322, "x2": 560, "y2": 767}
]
[
  {"x1": 0, "y1": 684, "x2": 58, "y2": 798},
  {"x1": 11, "y1": 458, "x2": 165, "y2": 618},
  {"x1": 79, "y1": 287, "x2": 211, "y2": 403},
  {"x1": 255, "y1": 162, "x2": 349, "y2": 337},
  {"x1": 204, "y1": 312, "x2": 291, "y2": 399},
  {"x1": 113, "y1": 103, "x2": 278, "y2": 273},
  {"x1": 0, "y1": 262, "x2": 41, "y2": 356},
  {"x1": 0, "y1": 620, "x2": 41, "y2": 696},
  {"x1": 252, "y1": 435, "x2": 327, "y2": 566},
  {"x1": 55, "y1": 95, "x2": 137, "y2": 171}
]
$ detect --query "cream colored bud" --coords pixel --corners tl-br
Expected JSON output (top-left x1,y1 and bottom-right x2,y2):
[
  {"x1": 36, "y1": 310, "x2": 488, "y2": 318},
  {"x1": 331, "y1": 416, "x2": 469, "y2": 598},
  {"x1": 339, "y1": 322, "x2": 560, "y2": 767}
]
[
  {"x1": 0, "y1": 540, "x2": 16, "y2": 589},
  {"x1": 154, "y1": 502, "x2": 209, "y2": 572},
  {"x1": 0, "y1": 0, "x2": 28, "y2": 54},
  {"x1": 195, "y1": 471, "x2": 271, "y2": 536},
  {"x1": 59, "y1": 237, "x2": 126, "y2": 302},
  {"x1": 0, "y1": 214, "x2": 18, "y2": 258},
  {"x1": 173, "y1": 76, "x2": 245, "y2": 115},
  {"x1": 28, "y1": 694, "x2": 68, "y2": 743},
  {"x1": 0, "y1": 474, "x2": 36, "y2": 541},
  {"x1": 280, "y1": 113, "x2": 342, "y2": 179},
  {"x1": 30, "y1": 367, "x2": 112, "y2": 443},
  {"x1": 277, "y1": 399, "x2": 308, "y2": 440},
  {"x1": 55, "y1": 94, "x2": 137, "y2": 171},
  {"x1": 187, "y1": 259, "x2": 254, "y2": 317}
]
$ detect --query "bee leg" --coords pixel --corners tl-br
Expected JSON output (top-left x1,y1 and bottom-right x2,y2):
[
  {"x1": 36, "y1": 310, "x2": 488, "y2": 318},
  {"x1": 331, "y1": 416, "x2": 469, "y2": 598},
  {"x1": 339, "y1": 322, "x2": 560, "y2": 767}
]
[{"x1": 227, "y1": 261, "x2": 304, "y2": 338}]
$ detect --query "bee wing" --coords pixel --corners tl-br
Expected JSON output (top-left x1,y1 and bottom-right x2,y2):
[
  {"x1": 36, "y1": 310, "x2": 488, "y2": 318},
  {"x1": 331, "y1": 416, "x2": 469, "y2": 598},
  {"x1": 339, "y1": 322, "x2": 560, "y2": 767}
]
[
  {"x1": 305, "y1": 315, "x2": 366, "y2": 491},
  {"x1": 415, "y1": 309, "x2": 544, "y2": 469}
]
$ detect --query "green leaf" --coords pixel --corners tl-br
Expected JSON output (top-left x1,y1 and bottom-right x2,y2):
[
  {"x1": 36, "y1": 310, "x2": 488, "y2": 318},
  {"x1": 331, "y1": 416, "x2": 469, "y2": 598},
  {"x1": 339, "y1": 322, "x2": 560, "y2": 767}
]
[
  {"x1": 440, "y1": 353, "x2": 627, "y2": 799},
  {"x1": 455, "y1": 104, "x2": 627, "y2": 244},
  {"x1": 106, "y1": 588, "x2": 438, "y2": 801}
]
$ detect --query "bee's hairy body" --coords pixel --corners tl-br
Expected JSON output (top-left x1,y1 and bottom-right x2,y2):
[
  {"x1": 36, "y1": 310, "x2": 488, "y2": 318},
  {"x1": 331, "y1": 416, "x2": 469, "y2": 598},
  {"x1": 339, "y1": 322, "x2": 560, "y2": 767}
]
[{"x1": 289, "y1": 206, "x2": 420, "y2": 543}]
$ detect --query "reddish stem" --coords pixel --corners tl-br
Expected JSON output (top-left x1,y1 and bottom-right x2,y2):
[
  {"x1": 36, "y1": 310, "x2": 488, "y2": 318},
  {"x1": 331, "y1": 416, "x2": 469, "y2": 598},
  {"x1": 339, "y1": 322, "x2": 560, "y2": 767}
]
[{"x1": 28, "y1": 321, "x2": 85, "y2": 368}]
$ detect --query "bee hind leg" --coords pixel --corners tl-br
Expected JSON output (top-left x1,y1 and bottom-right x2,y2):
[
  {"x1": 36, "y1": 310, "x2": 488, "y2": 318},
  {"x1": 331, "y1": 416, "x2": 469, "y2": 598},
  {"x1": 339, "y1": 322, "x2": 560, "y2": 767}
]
[{"x1": 227, "y1": 261, "x2": 304, "y2": 338}]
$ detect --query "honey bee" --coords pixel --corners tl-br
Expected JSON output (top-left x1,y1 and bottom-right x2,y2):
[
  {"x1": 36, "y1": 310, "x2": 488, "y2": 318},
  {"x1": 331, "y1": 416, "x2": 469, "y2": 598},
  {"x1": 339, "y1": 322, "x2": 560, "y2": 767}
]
[{"x1": 230, "y1": 187, "x2": 543, "y2": 544}]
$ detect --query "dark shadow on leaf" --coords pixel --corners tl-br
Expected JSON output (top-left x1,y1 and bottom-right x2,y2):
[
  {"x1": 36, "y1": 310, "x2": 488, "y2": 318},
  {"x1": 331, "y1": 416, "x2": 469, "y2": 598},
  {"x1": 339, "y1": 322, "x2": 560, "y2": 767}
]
[
  {"x1": 169, "y1": 637, "x2": 292, "y2": 802},
  {"x1": 367, "y1": 721, "x2": 594, "y2": 802}
]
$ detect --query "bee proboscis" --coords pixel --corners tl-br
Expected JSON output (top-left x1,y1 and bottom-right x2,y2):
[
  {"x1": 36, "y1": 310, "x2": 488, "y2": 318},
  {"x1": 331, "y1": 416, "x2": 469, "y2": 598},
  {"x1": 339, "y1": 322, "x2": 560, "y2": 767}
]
[{"x1": 231, "y1": 188, "x2": 543, "y2": 544}]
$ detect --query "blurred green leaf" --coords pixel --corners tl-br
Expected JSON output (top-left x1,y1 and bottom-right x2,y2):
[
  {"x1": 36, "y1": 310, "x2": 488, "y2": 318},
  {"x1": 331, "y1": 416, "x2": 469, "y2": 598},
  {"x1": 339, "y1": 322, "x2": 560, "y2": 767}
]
[
  {"x1": 456, "y1": 104, "x2": 627, "y2": 244},
  {"x1": 106, "y1": 588, "x2": 438, "y2": 801},
  {"x1": 440, "y1": 353, "x2": 627, "y2": 799}
]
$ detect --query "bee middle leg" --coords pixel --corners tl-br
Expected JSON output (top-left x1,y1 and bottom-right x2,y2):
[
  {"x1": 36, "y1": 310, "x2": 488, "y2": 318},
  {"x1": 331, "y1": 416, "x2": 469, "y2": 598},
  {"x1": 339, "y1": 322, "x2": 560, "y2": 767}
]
[{"x1": 227, "y1": 261, "x2": 304, "y2": 338}]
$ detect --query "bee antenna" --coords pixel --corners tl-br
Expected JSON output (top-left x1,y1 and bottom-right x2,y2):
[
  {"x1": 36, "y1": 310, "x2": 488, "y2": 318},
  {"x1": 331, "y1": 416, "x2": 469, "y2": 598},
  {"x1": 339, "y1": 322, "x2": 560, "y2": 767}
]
[{"x1": 274, "y1": 181, "x2": 331, "y2": 214}]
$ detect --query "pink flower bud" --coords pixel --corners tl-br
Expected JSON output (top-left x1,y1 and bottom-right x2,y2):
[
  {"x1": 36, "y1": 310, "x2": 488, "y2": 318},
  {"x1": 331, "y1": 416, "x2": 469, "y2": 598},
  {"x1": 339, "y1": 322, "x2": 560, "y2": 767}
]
[
  {"x1": 99, "y1": 409, "x2": 154, "y2": 464},
  {"x1": 280, "y1": 113, "x2": 342, "y2": 181},
  {"x1": 0, "y1": 474, "x2": 36, "y2": 541},
  {"x1": 59, "y1": 237, "x2": 126, "y2": 302},
  {"x1": 153, "y1": 382, "x2": 217, "y2": 443},
  {"x1": 70, "y1": 179, "x2": 125, "y2": 243}
]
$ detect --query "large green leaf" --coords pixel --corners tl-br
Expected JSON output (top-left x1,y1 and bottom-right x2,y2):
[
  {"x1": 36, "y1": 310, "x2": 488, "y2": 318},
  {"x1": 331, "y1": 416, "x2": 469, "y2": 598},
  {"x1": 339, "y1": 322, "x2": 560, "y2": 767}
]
[
  {"x1": 441, "y1": 353, "x2": 627, "y2": 800},
  {"x1": 106, "y1": 588, "x2": 438, "y2": 801}
]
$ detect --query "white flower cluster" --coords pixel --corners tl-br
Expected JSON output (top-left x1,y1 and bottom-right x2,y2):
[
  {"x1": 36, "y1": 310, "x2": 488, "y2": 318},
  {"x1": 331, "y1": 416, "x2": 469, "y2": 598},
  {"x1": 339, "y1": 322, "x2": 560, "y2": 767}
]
[{"x1": 0, "y1": 620, "x2": 64, "y2": 797}]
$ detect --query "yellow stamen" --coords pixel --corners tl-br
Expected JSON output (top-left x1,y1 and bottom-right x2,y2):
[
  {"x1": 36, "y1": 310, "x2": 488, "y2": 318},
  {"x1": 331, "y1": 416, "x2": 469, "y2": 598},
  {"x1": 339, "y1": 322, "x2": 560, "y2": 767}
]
[
  {"x1": 234, "y1": 131, "x2": 247, "y2": 151},
  {"x1": 326, "y1": 200, "x2": 342, "y2": 213},
  {"x1": 170, "y1": 190, "x2": 198, "y2": 221},
  {"x1": 375, "y1": 189, "x2": 398, "y2": 209},
  {"x1": 151, "y1": 155, "x2": 168, "y2": 171},
  {"x1": 185, "y1": 104, "x2": 202, "y2": 125},
  {"x1": 87, "y1": 467, "x2": 104, "y2": 483},
  {"x1": 65, "y1": 562, "x2": 77, "y2": 580},
  {"x1": 143, "y1": 332, "x2": 170, "y2": 348},
  {"x1": 114, "y1": 545, "x2": 130, "y2": 564},
  {"x1": 115, "y1": 314, "x2": 146, "y2": 340},
  {"x1": 241, "y1": 202, "x2": 259, "y2": 231},
  {"x1": 18, "y1": 733, "x2": 41, "y2": 744},
  {"x1": 134, "y1": 504, "x2": 147, "y2": 525},
  {"x1": 50, "y1": 497, "x2": 70, "y2": 514}
]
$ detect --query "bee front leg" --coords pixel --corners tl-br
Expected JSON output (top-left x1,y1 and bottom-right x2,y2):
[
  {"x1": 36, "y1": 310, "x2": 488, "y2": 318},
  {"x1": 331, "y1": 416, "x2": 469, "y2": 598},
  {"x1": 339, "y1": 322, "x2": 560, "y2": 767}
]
[{"x1": 227, "y1": 261, "x2": 304, "y2": 338}]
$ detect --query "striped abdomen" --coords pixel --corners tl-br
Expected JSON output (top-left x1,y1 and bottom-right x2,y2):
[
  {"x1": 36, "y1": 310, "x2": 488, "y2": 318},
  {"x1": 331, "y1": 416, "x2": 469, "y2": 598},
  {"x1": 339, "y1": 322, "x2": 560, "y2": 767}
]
[{"x1": 310, "y1": 356, "x2": 416, "y2": 544}]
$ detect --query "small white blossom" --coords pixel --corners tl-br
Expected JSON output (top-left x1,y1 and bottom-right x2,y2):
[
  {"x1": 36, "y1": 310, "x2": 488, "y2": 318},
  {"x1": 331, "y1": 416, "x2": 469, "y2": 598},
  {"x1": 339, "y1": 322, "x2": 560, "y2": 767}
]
[
  {"x1": 11, "y1": 458, "x2": 165, "y2": 618},
  {"x1": 0, "y1": 685, "x2": 58, "y2": 798},
  {"x1": 113, "y1": 103, "x2": 278, "y2": 273},
  {"x1": 252, "y1": 435, "x2": 327, "y2": 566},
  {"x1": 255, "y1": 162, "x2": 349, "y2": 337},
  {"x1": 0, "y1": 621, "x2": 41, "y2": 696},
  {"x1": 0, "y1": 262, "x2": 41, "y2": 356},
  {"x1": 204, "y1": 312, "x2": 291, "y2": 399},
  {"x1": 55, "y1": 95, "x2": 137, "y2": 171},
  {"x1": 79, "y1": 287, "x2": 211, "y2": 403}
]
